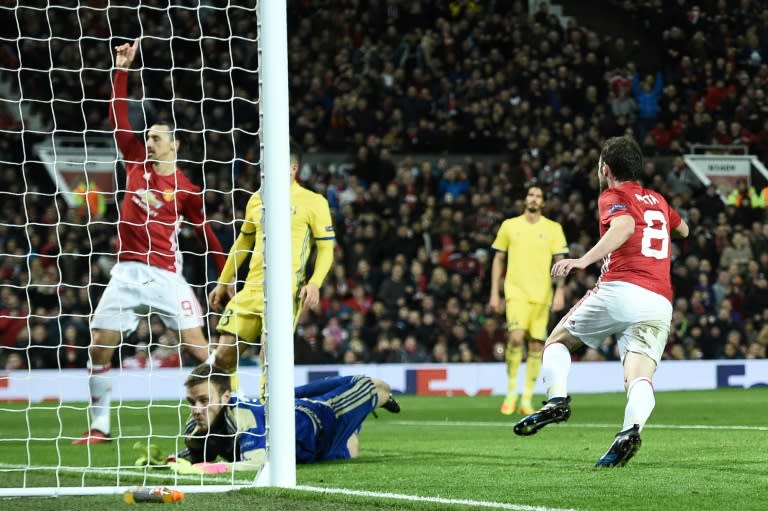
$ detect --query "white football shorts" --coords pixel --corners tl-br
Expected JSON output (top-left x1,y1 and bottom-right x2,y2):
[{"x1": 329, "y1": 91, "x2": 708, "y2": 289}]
[
  {"x1": 91, "y1": 261, "x2": 204, "y2": 334},
  {"x1": 561, "y1": 280, "x2": 672, "y2": 364}
]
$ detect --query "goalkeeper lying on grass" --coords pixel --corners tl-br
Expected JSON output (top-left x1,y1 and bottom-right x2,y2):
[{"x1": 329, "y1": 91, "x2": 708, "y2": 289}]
[{"x1": 135, "y1": 363, "x2": 400, "y2": 474}]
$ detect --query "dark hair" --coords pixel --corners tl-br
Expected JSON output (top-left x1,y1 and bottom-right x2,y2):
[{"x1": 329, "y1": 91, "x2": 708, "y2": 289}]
[
  {"x1": 600, "y1": 135, "x2": 642, "y2": 182},
  {"x1": 526, "y1": 185, "x2": 546, "y2": 200},
  {"x1": 290, "y1": 141, "x2": 302, "y2": 166},
  {"x1": 184, "y1": 363, "x2": 231, "y2": 393}
]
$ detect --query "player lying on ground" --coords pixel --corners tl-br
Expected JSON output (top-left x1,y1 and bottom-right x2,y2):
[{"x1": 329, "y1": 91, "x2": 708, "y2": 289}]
[{"x1": 135, "y1": 363, "x2": 400, "y2": 473}]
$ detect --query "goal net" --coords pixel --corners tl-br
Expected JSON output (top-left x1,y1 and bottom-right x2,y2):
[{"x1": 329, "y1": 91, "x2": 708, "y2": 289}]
[{"x1": 0, "y1": 0, "x2": 295, "y2": 497}]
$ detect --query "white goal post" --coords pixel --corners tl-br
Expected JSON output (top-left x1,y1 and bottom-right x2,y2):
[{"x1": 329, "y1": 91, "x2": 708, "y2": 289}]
[
  {"x1": 0, "y1": 0, "x2": 295, "y2": 497},
  {"x1": 256, "y1": 0, "x2": 296, "y2": 489}
]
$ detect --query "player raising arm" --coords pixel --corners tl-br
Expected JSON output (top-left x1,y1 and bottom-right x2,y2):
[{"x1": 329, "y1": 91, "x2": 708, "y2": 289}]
[
  {"x1": 74, "y1": 39, "x2": 226, "y2": 445},
  {"x1": 207, "y1": 150, "x2": 335, "y2": 396},
  {"x1": 513, "y1": 135, "x2": 689, "y2": 468}
]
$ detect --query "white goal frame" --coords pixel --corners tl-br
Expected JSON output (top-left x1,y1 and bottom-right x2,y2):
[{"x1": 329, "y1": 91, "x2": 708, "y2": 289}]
[
  {"x1": 255, "y1": 0, "x2": 296, "y2": 489},
  {"x1": 0, "y1": 0, "x2": 295, "y2": 497}
]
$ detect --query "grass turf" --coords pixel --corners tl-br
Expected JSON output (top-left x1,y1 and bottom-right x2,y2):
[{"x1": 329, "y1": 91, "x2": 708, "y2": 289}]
[{"x1": 1, "y1": 388, "x2": 766, "y2": 511}]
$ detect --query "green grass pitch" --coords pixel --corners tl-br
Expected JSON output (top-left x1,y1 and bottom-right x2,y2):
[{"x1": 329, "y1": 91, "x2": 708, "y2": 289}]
[{"x1": 1, "y1": 388, "x2": 767, "y2": 511}]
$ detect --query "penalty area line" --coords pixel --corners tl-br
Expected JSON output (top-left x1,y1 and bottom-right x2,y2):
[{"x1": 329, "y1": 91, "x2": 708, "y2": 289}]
[{"x1": 296, "y1": 485, "x2": 577, "y2": 511}]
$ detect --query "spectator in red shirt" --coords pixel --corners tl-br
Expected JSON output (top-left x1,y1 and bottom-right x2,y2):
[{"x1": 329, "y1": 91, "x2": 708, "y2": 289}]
[
  {"x1": 473, "y1": 317, "x2": 507, "y2": 362},
  {"x1": 0, "y1": 291, "x2": 27, "y2": 349}
]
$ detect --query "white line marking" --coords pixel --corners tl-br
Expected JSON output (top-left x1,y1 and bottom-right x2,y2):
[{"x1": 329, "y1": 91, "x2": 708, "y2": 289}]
[
  {"x1": 390, "y1": 421, "x2": 768, "y2": 431},
  {"x1": 0, "y1": 463, "x2": 251, "y2": 485},
  {"x1": 0, "y1": 464, "x2": 575, "y2": 510},
  {"x1": 295, "y1": 485, "x2": 577, "y2": 511}
]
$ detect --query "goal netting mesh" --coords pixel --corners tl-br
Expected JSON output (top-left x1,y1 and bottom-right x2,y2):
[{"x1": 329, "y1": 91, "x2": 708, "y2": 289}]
[{"x1": 0, "y1": 0, "x2": 291, "y2": 496}]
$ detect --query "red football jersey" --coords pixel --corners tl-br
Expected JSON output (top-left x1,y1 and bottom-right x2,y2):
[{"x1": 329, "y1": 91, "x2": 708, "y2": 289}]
[
  {"x1": 597, "y1": 181, "x2": 682, "y2": 303},
  {"x1": 109, "y1": 70, "x2": 225, "y2": 274}
]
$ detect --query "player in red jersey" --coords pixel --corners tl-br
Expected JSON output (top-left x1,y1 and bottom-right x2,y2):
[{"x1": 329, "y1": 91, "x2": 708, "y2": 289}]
[
  {"x1": 513, "y1": 136, "x2": 689, "y2": 467},
  {"x1": 74, "y1": 39, "x2": 226, "y2": 445}
]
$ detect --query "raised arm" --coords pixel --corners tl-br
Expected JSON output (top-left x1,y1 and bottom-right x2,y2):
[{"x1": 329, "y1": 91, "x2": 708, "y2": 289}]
[{"x1": 109, "y1": 39, "x2": 145, "y2": 163}]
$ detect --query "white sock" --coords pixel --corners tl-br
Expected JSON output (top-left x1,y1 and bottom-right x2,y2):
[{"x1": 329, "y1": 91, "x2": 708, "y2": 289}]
[
  {"x1": 623, "y1": 377, "x2": 655, "y2": 431},
  {"x1": 541, "y1": 342, "x2": 571, "y2": 399},
  {"x1": 88, "y1": 362, "x2": 112, "y2": 434}
]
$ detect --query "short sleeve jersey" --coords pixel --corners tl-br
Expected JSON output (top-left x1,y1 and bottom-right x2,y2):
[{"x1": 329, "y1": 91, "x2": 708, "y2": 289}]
[
  {"x1": 117, "y1": 168, "x2": 206, "y2": 273},
  {"x1": 240, "y1": 182, "x2": 335, "y2": 293},
  {"x1": 491, "y1": 215, "x2": 569, "y2": 304},
  {"x1": 110, "y1": 70, "x2": 224, "y2": 273},
  {"x1": 597, "y1": 181, "x2": 682, "y2": 303}
]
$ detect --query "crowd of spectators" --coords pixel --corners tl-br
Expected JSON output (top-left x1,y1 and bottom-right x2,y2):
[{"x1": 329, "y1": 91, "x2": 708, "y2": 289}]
[{"x1": 1, "y1": 0, "x2": 768, "y2": 371}]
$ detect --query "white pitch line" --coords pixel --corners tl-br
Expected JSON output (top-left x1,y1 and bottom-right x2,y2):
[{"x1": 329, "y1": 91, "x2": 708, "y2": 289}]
[
  {"x1": 389, "y1": 421, "x2": 768, "y2": 431},
  {"x1": 0, "y1": 464, "x2": 576, "y2": 510},
  {"x1": 295, "y1": 485, "x2": 578, "y2": 511},
  {"x1": 0, "y1": 463, "x2": 251, "y2": 485}
]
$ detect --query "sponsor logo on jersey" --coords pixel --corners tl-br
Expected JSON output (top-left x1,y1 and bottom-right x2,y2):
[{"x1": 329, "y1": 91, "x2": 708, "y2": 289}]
[
  {"x1": 325, "y1": 225, "x2": 335, "y2": 232},
  {"x1": 132, "y1": 188, "x2": 163, "y2": 216}
]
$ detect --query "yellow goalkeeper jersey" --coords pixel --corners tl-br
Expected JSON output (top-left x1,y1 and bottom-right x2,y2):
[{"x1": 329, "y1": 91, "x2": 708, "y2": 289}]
[
  {"x1": 491, "y1": 215, "x2": 568, "y2": 304},
  {"x1": 220, "y1": 181, "x2": 335, "y2": 293}
]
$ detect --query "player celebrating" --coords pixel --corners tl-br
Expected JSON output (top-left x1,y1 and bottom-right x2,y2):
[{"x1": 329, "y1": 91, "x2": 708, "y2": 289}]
[
  {"x1": 513, "y1": 136, "x2": 689, "y2": 467},
  {"x1": 163, "y1": 364, "x2": 400, "y2": 473},
  {"x1": 74, "y1": 39, "x2": 226, "y2": 445},
  {"x1": 207, "y1": 149, "x2": 334, "y2": 396},
  {"x1": 489, "y1": 186, "x2": 568, "y2": 416}
]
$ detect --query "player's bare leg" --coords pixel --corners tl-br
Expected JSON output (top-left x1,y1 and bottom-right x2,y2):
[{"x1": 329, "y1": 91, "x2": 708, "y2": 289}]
[
  {"x1": 371, "y1": 377, "x2": 400, "y2": 413},
  {"x1": 520, "y1": 338, "x2": 544, "y2": 414},
  {"x1": 501, "y1": 329, "x2": 525, "y2": 415},
  {"x1": 74, "y1": 328, "x2": 121, "y2": 444},
  {"x1": 346, "y1": 433, "x2": 360, "y2": 458},
  {"x1": 178, "y1": 327, "x2": 210, "y2": 364},
  {"x1": 211, "y1": 332, "x2": 238, "y2": 371},
  {"x1": 257, "y1": 333, "x2": 267, "y2": 401},
  {"x1": 211, "y1": 332, "x2": 256, "y2": 395}
]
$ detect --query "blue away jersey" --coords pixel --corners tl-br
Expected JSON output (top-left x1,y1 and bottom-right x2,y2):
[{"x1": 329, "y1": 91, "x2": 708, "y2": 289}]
[{"x1": 177, "y1": 375, "x2": 379, "y2": 464}]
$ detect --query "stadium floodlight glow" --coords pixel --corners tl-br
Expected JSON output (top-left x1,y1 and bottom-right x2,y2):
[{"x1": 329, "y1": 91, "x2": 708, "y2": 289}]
[{"x1": 0, "y1": 0, "x2": 295, "y2": 497}]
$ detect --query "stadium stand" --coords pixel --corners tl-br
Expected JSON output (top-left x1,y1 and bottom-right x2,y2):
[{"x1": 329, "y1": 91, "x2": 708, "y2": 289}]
[{"x1": 2, "y1": 0, "x2": 767, "y2": 371}]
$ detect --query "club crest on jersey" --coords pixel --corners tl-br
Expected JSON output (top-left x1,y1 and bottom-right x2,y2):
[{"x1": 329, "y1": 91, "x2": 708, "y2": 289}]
[
  {"x1": 163, "y1": 189, "x2": 175, "y2": 202},
  {"x1": 132, "y1": 188, "x2": 163, "y2": 216},
  {"x1": 608, "y1": 203, "x2": 627, "y2": 214},
  {"x1": 291, "y1": 205, "x2": 297, "y2": 215}
]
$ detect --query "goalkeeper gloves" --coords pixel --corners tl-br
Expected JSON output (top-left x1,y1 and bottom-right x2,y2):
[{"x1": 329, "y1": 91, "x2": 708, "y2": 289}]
[
  {"x1": 132, "y1": 441, "x2": 168, "y2": 467},
  {"x1": 168, "y1": 458, "x2": 229, "y2": 475}
]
